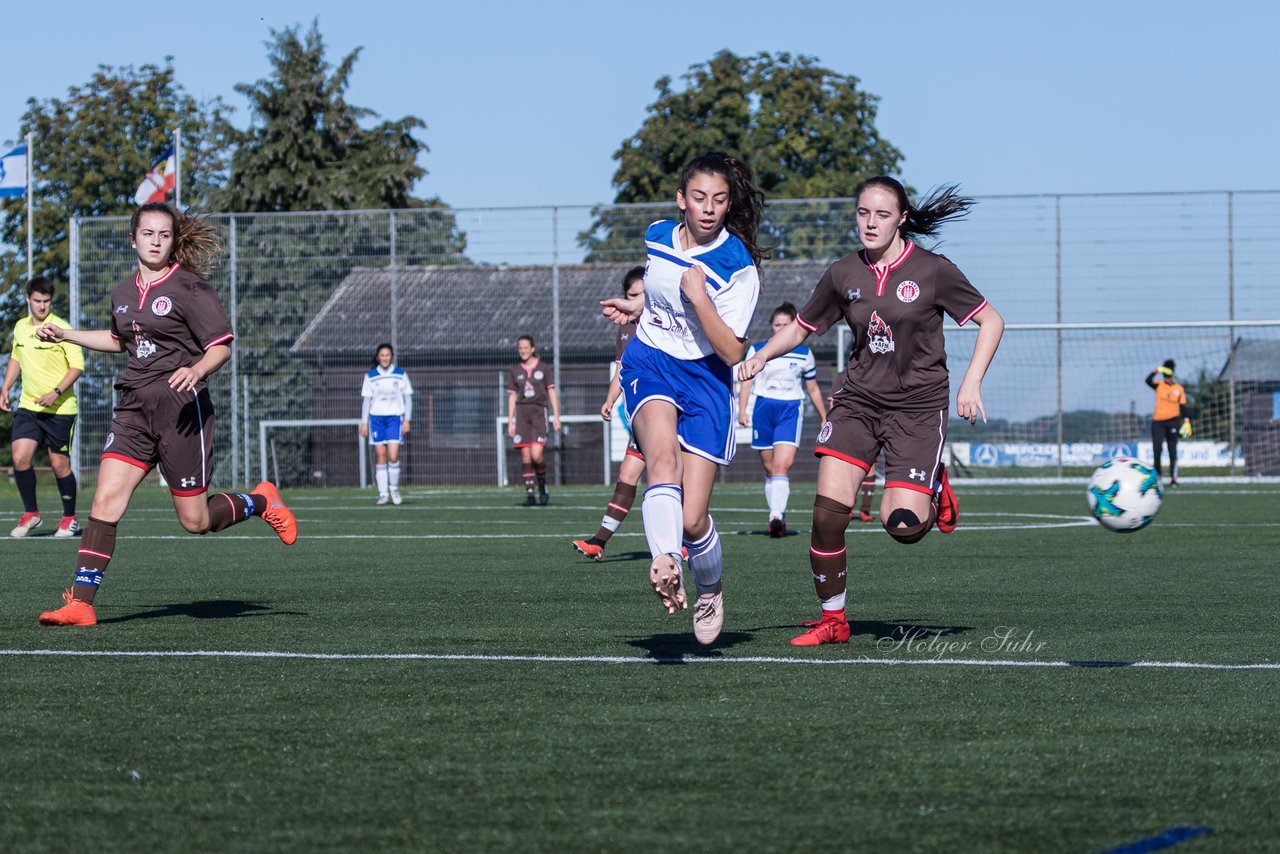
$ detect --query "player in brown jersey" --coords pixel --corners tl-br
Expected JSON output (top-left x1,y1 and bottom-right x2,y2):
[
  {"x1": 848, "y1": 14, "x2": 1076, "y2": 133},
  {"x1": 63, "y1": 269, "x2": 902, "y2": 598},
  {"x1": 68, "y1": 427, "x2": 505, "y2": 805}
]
[
  {"x1": 740, "y1": 177, "x2": 1004, "y2": 646},
  {"x1": 34, "y1": 203, "x2": 297, "y2": 627},
  {"x1": 506, "y1": 335, "x2": 561, "y2": 505},
  {"x1": 574, "y1": 267, "x2": 647, "y2": 559},
  {"x1": 1145, "y1": 359, "x2": 1192, "y2": 487}
]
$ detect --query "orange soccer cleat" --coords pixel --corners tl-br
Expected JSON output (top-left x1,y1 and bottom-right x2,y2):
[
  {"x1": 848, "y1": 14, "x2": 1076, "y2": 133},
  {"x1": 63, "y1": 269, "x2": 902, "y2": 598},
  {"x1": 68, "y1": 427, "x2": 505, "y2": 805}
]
[
  {"x1": 38, "y1": 589, "x2": 97, "y2": 627},
  {"x1": 254, "y1": 481, "x2": 298, "y2": 546},
  {"x1": 572, "y1": 539, "x2": 605, "y2": 561}
]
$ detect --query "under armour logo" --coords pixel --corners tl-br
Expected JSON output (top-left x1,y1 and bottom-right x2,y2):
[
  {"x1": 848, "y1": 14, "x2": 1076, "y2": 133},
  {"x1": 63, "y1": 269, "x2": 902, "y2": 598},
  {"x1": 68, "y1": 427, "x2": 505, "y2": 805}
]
[
  {"x1": 114, "y1": 305, "x2": 129, "y2": 314},
  {"x1": 909, "y1": 468, "x2": 927, "y2": 481},
  {"x1": 847, "y1": 288, "x2": 861, "y2": 302},
  {"x1": 180, "y1": 477, "x2": 198, "y2": 487}
]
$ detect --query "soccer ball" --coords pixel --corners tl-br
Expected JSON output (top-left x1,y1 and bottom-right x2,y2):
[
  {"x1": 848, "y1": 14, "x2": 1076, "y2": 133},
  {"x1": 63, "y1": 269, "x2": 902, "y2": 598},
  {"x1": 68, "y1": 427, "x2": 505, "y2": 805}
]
[{"x1": 1086, "y1": 457, "x2": 1163, "y2": 532}]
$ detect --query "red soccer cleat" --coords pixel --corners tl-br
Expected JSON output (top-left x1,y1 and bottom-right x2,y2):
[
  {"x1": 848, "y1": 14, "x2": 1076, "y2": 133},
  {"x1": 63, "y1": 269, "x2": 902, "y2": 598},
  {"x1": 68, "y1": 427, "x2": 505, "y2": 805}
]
[
  {"x1": 572, "y1": 539, "x2": 604, "y2": 561},
  {"x1": 791, "y1": 611, "x2": 850, "y2": 646},
  {"x1": 767, "y1": 517, "x2": 786, "y2": 538},
  {"x1": 858, "y1": 510, "x2": 873, "y2": 523},
  {"x1": 935, "y1": 464, "x2": 958, "y2": 534},
  {"x1": 39, "y1": 589, "x2": 97, "y2": 627}
]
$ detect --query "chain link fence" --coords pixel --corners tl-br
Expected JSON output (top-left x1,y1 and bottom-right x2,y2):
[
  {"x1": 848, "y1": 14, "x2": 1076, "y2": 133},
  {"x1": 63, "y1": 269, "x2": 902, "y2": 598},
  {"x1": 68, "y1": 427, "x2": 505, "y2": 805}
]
[{"x1": 66, "y1": 191, "x2": 1280, "y2": 488}]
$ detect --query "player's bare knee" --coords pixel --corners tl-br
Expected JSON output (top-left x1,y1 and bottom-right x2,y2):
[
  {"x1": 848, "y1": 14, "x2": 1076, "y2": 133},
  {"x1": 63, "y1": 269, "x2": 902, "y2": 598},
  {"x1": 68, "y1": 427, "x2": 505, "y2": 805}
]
[{"x1": 883, "y1": 507, "x2": 933, "y2": 544}]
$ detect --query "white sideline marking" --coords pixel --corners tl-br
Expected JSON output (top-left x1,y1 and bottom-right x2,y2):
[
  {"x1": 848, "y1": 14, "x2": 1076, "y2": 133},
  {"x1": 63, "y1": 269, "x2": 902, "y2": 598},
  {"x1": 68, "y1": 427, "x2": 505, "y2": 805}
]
[{"x1": 2, "y1": 648, "x2": 1277, "y2": 670}]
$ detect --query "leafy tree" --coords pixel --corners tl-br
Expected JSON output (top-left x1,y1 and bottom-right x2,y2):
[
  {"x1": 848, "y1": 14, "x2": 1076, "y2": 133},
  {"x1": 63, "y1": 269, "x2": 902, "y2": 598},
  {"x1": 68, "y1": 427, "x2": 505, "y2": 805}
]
[
  {"x1": 580, "y1": 50, "x2": 905, "y2": 260},
  {"x1": 0, "y1": 62, "x2": 233, "y2": 329}
]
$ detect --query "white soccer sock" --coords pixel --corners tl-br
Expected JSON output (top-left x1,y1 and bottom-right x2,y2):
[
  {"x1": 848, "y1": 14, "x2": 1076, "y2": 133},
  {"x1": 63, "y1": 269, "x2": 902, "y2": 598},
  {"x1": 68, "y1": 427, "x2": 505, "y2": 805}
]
[
  {"x1": 375, "y1": 464, "x2": 389, "y2": 497},
  {"x1": 763, "y1": 476, "x2": 775, "y2": 516},
  {"x1": 388, "y1": 462, "x2": 401, "y2": 490},
  {"x1": 769, "y1": 475, "x2": 790, "y2": 520},
  {"x1": 684, "y1": 517, "x2": 722, "y2": 593},
  {"x1": 641, "y1": 483, "x2": 683, "y2": 561},
  {"x1": 821, "y1": 592, "x2": 847, "y2": 612}
]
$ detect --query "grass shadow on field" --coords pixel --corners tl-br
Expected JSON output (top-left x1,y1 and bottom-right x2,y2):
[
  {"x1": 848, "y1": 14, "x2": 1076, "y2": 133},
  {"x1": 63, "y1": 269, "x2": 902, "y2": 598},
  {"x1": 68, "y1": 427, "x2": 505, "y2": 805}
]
[
  {"x1": 98, "y1": 599, "x2": 307, "y2": 624},
  {"x1": 625, "y1": 630, "x2": 754, "y2": 661}
]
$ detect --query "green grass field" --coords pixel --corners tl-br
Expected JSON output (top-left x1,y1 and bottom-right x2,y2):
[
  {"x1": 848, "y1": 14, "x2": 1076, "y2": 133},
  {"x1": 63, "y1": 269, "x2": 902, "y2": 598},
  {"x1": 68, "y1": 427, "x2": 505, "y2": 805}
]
[{"x1": 2, "y1": 479, "x2": 1277, "y2": 852}]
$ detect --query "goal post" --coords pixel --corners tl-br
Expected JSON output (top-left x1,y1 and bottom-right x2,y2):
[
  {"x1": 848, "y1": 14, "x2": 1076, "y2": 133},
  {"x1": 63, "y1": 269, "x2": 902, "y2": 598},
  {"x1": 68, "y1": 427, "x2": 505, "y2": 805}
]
[{"x1": 259, "y1": 418, "x2": 367, "y2": 488}]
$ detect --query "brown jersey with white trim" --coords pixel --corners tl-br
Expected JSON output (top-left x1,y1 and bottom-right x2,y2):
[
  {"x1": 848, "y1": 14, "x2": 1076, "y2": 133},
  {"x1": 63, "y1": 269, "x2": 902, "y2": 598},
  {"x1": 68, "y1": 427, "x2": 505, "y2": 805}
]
[
  {"x1": 507, "y1": 358, "x2": 555, "y2": 408},
  {"x1": 614, "y1": 322, "x2": 636, "y2": 363},
  {"x1": 108, "y1": 264, "x2": 234, "y2": 391},
  {"x1": 798, "y1": 242, "x2": 987, "y2": 411}
]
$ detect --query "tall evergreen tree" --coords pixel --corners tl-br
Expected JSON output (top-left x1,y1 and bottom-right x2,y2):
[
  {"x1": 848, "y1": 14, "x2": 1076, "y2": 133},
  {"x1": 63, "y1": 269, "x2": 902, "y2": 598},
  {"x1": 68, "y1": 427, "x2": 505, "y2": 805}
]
[
  {"x1": 221, "y1": 22, "x2": 430, "y2": 213},
  {"x1": 580, "y1": 51, "x2": 906, "y2": 261}
]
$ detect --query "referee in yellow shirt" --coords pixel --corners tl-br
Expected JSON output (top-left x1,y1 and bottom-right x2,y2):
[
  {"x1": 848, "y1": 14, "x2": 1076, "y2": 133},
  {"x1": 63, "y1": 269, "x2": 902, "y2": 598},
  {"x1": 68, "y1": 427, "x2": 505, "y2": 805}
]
[{"x1": 2, "y1": 277, "x2": 84, "y2": 537}]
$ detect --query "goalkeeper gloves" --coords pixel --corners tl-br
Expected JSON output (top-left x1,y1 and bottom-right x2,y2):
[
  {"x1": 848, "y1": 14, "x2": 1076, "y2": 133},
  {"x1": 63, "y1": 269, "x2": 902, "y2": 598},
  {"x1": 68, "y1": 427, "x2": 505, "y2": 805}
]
[
  {"x1": 1178, "y1": 420, "x2": 1192, "y2": 439},
  {"x1": 1157, "y1": 366, "x2": 1174, "y2": 377}
]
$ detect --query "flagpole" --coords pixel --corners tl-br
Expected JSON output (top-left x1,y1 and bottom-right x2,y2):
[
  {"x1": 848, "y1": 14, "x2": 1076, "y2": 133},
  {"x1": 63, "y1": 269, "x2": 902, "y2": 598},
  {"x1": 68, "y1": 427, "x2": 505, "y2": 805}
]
[
  {"x1": 25, "y1": 131, "x2": 33, "y2": 281},
  {"x1": 174, "y1": 128, "x2": 181, "y2": 210}
]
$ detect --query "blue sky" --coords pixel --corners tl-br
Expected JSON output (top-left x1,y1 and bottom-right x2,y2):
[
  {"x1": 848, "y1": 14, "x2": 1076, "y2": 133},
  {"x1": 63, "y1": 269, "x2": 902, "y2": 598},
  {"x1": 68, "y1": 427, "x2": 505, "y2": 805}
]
[{"x1": 3, "y1": 0, "x2": 1277, "y2": 210}]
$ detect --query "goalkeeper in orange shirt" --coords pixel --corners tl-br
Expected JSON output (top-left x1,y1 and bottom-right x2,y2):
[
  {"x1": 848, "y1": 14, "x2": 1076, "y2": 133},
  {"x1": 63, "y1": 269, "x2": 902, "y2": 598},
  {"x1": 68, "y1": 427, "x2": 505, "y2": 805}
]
[{"x1": 1145, "y1": 359, "x2": 1192, "y2": 487}]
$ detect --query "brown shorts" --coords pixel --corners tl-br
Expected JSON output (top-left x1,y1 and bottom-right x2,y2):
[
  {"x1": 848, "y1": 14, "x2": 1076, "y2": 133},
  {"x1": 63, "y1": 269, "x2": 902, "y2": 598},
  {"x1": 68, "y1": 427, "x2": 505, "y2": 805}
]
[
  {"x1": 814, "y1": 396, "x2": 946, "y2": 496},
  {"x1": 511, "y1": 405, "x2": 548, "y2": 448},
  {"x1": 102, "y1": 383, "x2": 216, "y2": 496}
]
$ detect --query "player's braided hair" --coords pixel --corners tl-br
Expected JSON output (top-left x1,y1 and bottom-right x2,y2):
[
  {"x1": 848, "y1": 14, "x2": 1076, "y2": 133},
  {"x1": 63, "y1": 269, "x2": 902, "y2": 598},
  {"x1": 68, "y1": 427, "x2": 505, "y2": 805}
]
[
  {"x1": 855, "y1": 176, "x2": 974, "y2": 240},
  {"x1": 129, "y1": 202, "x2": 224, "y2": 277},
  {"x1": 679, "y1": 152, "x2": 770, "y2": 267}
]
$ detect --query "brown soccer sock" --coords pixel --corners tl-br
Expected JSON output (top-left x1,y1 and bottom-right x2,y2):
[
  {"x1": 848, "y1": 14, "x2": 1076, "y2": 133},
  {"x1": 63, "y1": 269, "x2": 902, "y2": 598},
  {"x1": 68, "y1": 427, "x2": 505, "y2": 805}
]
[
  {"x1": 71, "y1": 517, "x2": 118, "y2": 604},
  {"x1": 859, "y1": 475, "x2": 876, "y2": 514},
  {"x1": 592, "y1": 481, "x2": 637, "y2": 544},
  {"x1": 207, "y1": 492, "x2": 265, "y2": 532},
  {"x1": 523, "y1": 470, "x2": 536, "y2": 496},
  {"x1": 810, "y1": 495, "x2": 853, "y2": 601}
]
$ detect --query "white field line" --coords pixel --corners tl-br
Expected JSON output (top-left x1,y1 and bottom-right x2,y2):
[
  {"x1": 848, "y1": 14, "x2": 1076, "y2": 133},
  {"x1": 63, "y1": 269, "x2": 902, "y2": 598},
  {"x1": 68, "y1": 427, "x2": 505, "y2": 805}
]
[{"x1": 1, "y1": 648, "x2": 1276, "y2": 670}]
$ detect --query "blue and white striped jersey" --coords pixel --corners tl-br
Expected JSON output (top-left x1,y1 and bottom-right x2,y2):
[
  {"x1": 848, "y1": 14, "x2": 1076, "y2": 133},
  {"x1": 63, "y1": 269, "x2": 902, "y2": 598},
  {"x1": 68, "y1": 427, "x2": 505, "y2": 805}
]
[
  {"x1": 745, "y1": 343, "x2": 817, "y2": 401},
  {"x1": 636, "y1": 220, "x2": 759, "y2": 362},
  {"x1": 361, "y1": 365, "x2": 414, "y2": 417}
]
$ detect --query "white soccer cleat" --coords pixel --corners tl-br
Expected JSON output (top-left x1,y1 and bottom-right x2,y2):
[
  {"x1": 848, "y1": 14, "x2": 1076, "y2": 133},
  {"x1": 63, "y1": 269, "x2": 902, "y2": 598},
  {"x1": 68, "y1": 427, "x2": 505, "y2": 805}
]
[
  {"x1": 649, "y1": 554, "x2": 688, "y2": 614},
  {"x1": 52, "y1": 516, "x2": 80, "y2": 538},
  {"x1": 692, "y1": 585, "x2": 724, "y2": 645},
  {"x1": 10, "y1": 512, "x2": 42, "y2": 538},
  {"x1": 390, "y1": 490, "x2": 402, "y2": 506},
  {"x1": 376, "y1": 494, "x2": 389, "y2": 506}
]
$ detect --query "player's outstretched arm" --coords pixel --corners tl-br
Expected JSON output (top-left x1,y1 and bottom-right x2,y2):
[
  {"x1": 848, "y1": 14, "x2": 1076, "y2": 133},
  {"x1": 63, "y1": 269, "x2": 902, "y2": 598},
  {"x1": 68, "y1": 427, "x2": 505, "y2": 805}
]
[
  {"x1": 737, "y1": 322, "x2": 810, "y2": 382},
  {"x1": 36, "y1": 324, "x2": 122, "y2": 354},
  {"x1": 601, "y1": 294, "x2": 644, "y2": 325}
]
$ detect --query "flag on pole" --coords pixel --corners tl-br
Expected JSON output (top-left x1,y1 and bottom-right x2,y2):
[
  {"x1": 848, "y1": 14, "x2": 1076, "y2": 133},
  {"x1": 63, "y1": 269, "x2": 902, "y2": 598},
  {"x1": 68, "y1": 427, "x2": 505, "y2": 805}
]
[
  {"x1": 134, "y1": 144, "x2": 176, "y2": 205},
  {"x1": 0, "y1": 144, "x2": 26, "y2": 197}
]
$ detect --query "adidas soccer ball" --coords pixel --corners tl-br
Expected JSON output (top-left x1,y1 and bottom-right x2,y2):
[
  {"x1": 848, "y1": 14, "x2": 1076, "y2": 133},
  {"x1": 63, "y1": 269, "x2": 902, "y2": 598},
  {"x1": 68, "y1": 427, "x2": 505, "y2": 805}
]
[{"x1": 1086, "y1": 457, "x2": 1163, "y2": 532}]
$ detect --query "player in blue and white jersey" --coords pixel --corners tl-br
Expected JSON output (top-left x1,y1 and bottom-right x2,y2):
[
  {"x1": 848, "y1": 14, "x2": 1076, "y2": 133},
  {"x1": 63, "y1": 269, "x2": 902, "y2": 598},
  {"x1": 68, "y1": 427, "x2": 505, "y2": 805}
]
[
  {"x1": 601, "y1": 152, "x2": 766, "y2": 646},
  {"x1": 359, "y1": 343, "x2": 414, "y2": 505},
  {"x1": 737, "y1": 302, "x2": 827, "y2": 538}
]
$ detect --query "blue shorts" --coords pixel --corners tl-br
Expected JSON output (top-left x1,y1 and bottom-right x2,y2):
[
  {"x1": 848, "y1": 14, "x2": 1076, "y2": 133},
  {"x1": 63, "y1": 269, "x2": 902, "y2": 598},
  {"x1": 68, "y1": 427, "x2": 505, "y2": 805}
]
[
  {"x1": 619, "y1": 339, "x2": 736, "y2": 465},
  {"x1": 369, "y1": 414, "x2": 404, "y2": 445},
  {"x1": 751, "y1": 396, "x2": 805, "y2": 450}
]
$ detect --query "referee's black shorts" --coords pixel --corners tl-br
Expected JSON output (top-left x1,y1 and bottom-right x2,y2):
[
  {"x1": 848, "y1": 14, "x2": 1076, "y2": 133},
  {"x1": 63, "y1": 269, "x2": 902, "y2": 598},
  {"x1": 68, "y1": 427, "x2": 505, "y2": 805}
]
[{"x1": 11, "y1": 409, "x2": 76, "y2": 455}]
